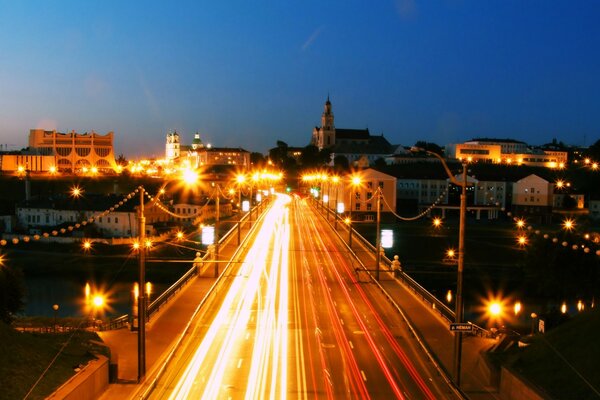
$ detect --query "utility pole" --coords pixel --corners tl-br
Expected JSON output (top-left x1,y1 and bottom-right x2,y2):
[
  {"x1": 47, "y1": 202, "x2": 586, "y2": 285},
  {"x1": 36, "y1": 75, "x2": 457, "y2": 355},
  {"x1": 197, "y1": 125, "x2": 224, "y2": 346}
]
[
  {"x1": 214, "y1": 187, "x2": 220, "y2": 278},
  {"x1": 375, "y1": 187, "x2": 381, "y2": 281},
  {"x1": 137, "y1": 187, "x2": 146, "y2": 382}
]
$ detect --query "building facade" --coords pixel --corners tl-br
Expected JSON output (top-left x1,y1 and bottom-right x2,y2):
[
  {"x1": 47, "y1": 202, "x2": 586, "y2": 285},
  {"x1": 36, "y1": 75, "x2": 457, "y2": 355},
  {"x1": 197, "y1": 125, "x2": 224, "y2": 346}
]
[
  {"x1": 28, "y1": 129, "x2": 117, "y2": 173},
  {"x1": 446, "y1": 139, "x2": 568, "y2": 168},
  {"x1": 311, "y1": 97, "x2": 395, "y2": 166}
]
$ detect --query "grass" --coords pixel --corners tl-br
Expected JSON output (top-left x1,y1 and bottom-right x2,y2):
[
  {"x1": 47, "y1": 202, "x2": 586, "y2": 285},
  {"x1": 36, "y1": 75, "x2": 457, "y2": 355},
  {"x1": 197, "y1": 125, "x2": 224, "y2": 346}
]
[
  {"x1": 0, "y1": 322, "x2": 108, "y2": 400},
  {"x1": 491, "y1": 307, "x2": 600, "y2": 399}
]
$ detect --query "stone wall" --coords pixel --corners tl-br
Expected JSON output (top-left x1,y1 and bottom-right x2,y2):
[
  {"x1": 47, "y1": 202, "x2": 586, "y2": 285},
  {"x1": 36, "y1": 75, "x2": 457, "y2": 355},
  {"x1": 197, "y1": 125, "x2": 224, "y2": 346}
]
[{"x1": 47, "y1": 355, "x2": 109, "y2": 400}]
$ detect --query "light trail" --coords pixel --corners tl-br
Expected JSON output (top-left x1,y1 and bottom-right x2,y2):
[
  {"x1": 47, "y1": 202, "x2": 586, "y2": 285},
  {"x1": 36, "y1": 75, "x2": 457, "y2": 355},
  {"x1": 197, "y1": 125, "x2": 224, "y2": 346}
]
[{"x1": 167, "y1": 194, "x2": 292, "y2": 400}]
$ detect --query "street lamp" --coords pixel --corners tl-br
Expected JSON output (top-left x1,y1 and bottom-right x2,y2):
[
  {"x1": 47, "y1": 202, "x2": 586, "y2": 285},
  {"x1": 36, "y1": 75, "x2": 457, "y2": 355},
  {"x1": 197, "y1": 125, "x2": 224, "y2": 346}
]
[
  {"x1": 374, "y1": 187, "x2": 382, "y2": 281},
  {"x1": 348, "y1": 175, "x2": 362, "y2": 248},
  {"x1": 332, "y1": 176, "x2": 340, "y2": 229},
  {"x1": 235, "y1": 174, "x2": 246, "y2": 245},
  {"x1": 137, "y1": 186, "x2": 147, "y2": 382},
  {"x1": 414, "y1": 148, "x2": 468, "y2": 387},
  {"x1": 52, "y1": 304, "x2": 59, "y2": 333}
]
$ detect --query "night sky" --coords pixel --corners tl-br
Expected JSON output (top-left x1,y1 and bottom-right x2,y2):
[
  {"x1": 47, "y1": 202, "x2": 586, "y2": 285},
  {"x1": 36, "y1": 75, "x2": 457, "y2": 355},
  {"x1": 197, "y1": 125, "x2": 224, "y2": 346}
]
[{"x1": 1, "y1": 1, "x2": 599, "y2": 157}]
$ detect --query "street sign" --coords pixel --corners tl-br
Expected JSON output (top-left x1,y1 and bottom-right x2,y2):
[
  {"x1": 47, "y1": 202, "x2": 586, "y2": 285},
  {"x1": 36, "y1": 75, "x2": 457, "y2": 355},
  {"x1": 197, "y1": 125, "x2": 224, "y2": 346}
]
[{"x1": 450, "y1": 323, "x2": 473, "y2": 332}]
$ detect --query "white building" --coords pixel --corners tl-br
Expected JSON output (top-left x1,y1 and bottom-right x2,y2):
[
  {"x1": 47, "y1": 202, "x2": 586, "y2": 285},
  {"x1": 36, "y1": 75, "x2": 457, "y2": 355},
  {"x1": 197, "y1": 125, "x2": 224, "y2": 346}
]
[
  {"x1": 15, "y1": 195, "x2": 141, "y2": 237},
  {"x1": 511, "y1": 174, "x2": 554, "y2": 216}
]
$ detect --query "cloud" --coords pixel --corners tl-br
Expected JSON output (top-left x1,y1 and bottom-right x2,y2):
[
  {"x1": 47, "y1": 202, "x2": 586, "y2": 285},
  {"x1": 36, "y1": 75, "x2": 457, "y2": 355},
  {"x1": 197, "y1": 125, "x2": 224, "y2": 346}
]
[
  {"x1": 302, "y1": 26, "x2": 324, "y2": 51},
  {"x1": 395, "y1": 0, "x2": 418, "y2": 20}
]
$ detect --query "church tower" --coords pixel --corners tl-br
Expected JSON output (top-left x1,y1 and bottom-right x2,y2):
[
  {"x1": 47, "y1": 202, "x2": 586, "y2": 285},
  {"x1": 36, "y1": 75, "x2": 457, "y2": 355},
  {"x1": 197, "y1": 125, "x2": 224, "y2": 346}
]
[
  {"x1": 165, "y1": 131, "x2": 181, "y2": 162},
  {"x1": 312, "y1": 96, "x2": 336, "y2": 150},
  {"x1": 321, "y1": 96, "x2": 335, "y2": 148}
]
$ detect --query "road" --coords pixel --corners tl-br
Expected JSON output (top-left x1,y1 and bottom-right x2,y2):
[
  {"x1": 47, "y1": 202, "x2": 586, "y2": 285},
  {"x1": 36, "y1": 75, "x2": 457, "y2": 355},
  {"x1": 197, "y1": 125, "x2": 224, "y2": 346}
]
[{"x1": 148, "y1": 193, "x2": 453, "y2": 399}]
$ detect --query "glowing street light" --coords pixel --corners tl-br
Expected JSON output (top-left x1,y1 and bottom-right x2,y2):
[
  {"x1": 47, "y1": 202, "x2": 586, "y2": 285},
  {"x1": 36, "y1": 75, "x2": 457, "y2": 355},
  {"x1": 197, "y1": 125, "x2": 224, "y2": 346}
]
[
  {"x1": 433, "y1": 217, "x2": 442, "y2": 228},
  {"x1": 563, "y1": 218, "x2": 575, "y2": 231},
  {"x1": 348, "y1": 175, "x2": 362, "y2": 247}
]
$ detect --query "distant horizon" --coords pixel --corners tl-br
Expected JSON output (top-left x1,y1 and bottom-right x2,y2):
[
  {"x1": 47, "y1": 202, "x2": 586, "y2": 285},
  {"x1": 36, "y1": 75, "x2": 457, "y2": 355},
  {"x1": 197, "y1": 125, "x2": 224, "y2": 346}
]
[{"x1": 0, "y1": 126, "x2": 591, "y2": 160}]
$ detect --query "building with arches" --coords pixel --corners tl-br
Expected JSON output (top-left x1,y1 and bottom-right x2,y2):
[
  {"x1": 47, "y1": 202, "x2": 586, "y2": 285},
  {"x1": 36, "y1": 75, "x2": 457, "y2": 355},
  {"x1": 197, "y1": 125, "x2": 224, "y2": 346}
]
[{"x1": 28, "y1": 129, "x2": 117, "y2": 173}]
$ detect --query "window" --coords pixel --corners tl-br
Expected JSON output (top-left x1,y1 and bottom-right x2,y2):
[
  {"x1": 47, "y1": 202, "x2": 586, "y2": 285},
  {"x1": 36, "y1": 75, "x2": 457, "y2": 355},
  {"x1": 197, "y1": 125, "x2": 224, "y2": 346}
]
[
  {"x1": 366, "y1": 203, "x2": 372, "y2": 211},
  {"x1": 355, "y1": 203, "x2": 361, "y2": 211},
  {"x1": 99, "y1": 217, "x2": 103, "y2": 223},
  {"x1": 530, "y1": 187, "x2": 535, "y2": 194},
  {"x1": 378, "y1": 181, "x2": 384, "y2": 189},
  {"x1": 46, "y1": 215, "x2": 49, "y2": 223},
  {"x1": 107, "y1": 217, "x2": 111, "y2": 223},
  {"x1": 115, "y1": 217, "x2": 118, "y2": 223},
  {"x1": 355, "y1": 192, "x2": 360, "y2": 201},
  {"x1": 367, "y1": 182, "x2": 373, "y2": 189}
]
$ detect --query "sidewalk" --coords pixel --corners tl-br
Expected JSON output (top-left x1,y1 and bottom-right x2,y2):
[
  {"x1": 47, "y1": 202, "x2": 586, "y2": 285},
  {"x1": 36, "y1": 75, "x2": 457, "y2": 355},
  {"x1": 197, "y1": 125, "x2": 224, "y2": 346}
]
[
  {"x1": 335, "y1": 222, "x2": 503, "y2": 399},
  {"x1": 97, "y1": 217, "x2": 255, "y2": 399},
  {"x1": 97, "y1": 265, "x2": 219, "y2": 399}
]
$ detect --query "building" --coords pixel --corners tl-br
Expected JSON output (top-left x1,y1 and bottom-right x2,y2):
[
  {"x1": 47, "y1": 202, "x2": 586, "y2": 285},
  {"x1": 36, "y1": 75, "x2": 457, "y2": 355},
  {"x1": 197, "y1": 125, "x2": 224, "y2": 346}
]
[
  {"x1": 15, "y1": 194, "x2": 141, "y2": 237},
  {"x1": 327, "y1": 168, "x2": 396, "y2": 222},
  {"x1": 0, "y1": 150, "x2": 56, "y2": 174},
  {"x1": 28, "y1": 129, "x2": 117, "y2": 173},
  {"x1": 511, "y1": 174, "x2": 554, "y2": 218},
  {"x1": 311, "y1": 97, "x2": 395, "y2": 166},
  {"x1": 446, "y1": 138, "x2": 568, "y2": 168},
  {"x1": 164, "y1": 131, "x2": 251, "y2": 168},
  {"x1": 589, "y1": 199, "x2": 600, "y2": 220}
]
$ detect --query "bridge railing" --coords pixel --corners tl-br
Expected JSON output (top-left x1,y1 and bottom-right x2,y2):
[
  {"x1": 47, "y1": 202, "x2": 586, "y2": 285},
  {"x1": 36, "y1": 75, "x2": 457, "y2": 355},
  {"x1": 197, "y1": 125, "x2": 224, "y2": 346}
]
[
  {"x1": 315, "y1": 199, "x2": 493, "y2": 338},
  {"x1": 99, "y1": 199, "x2": 267, "y2": 331}
]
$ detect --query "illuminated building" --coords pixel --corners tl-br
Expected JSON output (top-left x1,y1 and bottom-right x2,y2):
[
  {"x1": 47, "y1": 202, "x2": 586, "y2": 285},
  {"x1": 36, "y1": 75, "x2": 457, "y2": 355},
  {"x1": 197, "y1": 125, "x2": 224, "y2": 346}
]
[{"x1": 28, "y1": 129, "x2": 116, "y2": 173}]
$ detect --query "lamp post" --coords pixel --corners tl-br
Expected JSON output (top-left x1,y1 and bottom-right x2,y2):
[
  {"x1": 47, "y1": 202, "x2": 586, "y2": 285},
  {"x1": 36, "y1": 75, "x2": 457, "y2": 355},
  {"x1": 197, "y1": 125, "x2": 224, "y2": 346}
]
[
  {"x1": 52, "y1": 304, "x2": 59, "y2": 333},
  {"x1": 138, "y1": 186, "x2": 147, "y2": 382},
  {"x1": 215, "y1": 184, "x2": 220, "y2": 278},
  {"x1": 416, "y1": 148, "x2": 468, "y2": 387},
  {"x1": 236, "y1": 174, "x2": 246, "y2": 245},
  {"x1": 333, "y1": 176, "x2": 340, "y2": 229},
  {"x1": 348, "y1": 175, "x2": 362, "y2": 248},
  {"x1": 374, "y1": 187, "x2": 382, "y2": 281}
]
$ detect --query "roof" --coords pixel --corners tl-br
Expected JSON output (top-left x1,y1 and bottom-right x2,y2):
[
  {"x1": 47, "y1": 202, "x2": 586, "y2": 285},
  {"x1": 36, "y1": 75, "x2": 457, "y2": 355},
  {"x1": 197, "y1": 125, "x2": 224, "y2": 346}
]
[
  {"x1": 469, "y1": 138, "x2": 527, "y2": 145},
  {"x1": 333, "y1": 134, "x2": 394, "y2": 155},
  {"x1": 335, "y1": 128, "x2": 370, "y2": 140}
]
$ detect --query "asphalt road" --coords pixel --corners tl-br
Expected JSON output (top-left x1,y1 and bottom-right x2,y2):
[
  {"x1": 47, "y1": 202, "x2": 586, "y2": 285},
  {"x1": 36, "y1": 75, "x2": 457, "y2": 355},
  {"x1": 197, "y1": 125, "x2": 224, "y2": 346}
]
[{"x1": 148, "y1": 194, "x2": 453, "y2": 399}]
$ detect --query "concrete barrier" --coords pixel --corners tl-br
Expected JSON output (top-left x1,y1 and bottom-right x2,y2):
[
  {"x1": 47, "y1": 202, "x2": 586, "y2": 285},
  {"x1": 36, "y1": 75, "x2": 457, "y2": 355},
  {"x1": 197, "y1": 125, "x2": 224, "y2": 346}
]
[
  {"x1": 46, "y1": 355, "x2": 109, "y2": 400},
  {"x1": 500, "y1": 366, "x2": 551, "y2": 400}
]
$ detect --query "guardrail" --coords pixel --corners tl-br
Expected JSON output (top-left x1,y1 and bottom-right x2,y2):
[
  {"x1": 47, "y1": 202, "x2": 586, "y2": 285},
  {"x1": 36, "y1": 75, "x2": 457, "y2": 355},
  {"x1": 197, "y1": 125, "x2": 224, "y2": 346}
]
[
  {"x1": 100, "y1": 199, "x2": 268, "y2": 331},
  {"x1": 138, "y1": 196, "x2": 271, "y2": 399},
  {"x1": 314, "y1": 198, "x2": 491, "y2": 336}
]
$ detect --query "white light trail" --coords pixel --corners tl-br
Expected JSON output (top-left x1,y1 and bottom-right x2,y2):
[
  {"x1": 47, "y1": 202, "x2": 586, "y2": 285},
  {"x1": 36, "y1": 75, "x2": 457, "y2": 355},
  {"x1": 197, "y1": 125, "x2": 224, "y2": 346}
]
[{"x1": 168, "y1": 194, "x2": 291, "y2": 400}]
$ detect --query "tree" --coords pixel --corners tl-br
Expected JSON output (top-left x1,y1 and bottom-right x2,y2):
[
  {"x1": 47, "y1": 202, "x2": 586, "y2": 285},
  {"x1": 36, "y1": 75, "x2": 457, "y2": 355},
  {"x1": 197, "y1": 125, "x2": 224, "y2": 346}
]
[
  {"x1": 372, "y1": 157, "x2": 387, "y2": 169},
  {"x1": 0, "y1": 264, "x2": 25, "y2": 324},
  {"x1": 585, "y1": 139, "x2": 600, "y2": 160},
  {"x1": 414, "y1": 141, "x2": 443, "y2": 155},
  {"x1": 250, "y1": 152, "x2": 266, "y2": 166},
  {"x1": 300, "y1": 145, "x2": 331, "y2": 168},
  {"x1": 333, "y1": 155, "x2": 350, "y2": 171},
  {"x1": 116, "y1": 153, "x2": 128, "y2": 166}
]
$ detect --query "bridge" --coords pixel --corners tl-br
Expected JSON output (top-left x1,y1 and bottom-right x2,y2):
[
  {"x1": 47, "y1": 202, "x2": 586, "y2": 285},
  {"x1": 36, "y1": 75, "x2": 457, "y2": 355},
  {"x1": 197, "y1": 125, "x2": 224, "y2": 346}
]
[{"x1": 96, "y1": 194, "x2": 498, "y2": 399}]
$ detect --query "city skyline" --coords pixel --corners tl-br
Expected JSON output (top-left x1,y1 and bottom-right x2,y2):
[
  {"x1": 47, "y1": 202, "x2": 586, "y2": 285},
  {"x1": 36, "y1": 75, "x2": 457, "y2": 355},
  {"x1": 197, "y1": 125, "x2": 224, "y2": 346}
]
[{"x1": 1, "y1": 1, "x2": 599, "y2": 157}]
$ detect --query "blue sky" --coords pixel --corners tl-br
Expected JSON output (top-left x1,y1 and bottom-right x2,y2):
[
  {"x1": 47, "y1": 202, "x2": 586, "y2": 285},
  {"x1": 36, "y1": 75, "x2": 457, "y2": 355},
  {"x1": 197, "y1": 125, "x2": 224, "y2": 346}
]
[{"x1": 1, "y1": 1, "x2": 599, "y2": 157}]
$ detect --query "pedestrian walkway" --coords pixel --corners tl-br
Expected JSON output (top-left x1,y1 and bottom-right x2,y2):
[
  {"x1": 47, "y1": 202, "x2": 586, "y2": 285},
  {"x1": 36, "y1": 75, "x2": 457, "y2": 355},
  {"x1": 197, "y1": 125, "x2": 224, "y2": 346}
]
[
  {"x1": 97, "y1": 264, "x2": 219, "y2": 399},
  {"x1": 334, "y1": 219, "x2": 502, "y2": 399},
  {"x1": 97, "y1": 215, "x2": 257, "y2": 399}
]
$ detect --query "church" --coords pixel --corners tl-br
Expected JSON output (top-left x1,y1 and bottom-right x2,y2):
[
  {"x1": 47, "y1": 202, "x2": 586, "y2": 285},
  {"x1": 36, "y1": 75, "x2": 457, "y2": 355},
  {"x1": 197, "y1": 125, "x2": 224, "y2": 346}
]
[
  {"x1": 311, "y1": 97, "x2": 395, "y2": 167},
  {"x1": 165, "y1": 131, "x2": 250, "y2": 168}
]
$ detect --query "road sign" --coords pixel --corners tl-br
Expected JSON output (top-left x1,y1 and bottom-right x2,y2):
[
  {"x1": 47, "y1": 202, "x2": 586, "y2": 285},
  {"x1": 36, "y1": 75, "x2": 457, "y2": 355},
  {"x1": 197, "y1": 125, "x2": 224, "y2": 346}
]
[{"x1": 450, "y1": 323, "x2": 473, "y2": 332}]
